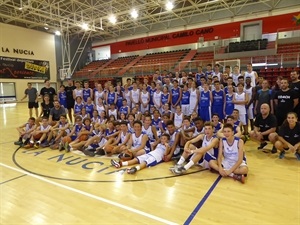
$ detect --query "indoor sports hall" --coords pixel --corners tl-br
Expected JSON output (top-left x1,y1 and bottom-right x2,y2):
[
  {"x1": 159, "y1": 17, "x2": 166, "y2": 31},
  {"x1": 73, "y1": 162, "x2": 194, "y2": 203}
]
[{"x1": 0, "y1": 1, "x2": 299, "y2": 224}]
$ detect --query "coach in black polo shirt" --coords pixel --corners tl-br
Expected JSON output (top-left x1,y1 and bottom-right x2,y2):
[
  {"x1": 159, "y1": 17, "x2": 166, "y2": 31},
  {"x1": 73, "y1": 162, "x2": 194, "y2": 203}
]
[
  {"x1": 65, "y1": 79, "x2": 76, "y2": 123},
  {"x1": 249, "y1": 103, "x2": 278, "y2": 153}
]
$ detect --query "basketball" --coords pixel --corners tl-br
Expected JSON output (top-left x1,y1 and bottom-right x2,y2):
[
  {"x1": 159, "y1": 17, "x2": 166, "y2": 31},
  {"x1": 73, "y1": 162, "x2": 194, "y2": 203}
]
[
  {"x1": 105, "y1": 145, "x2": 115, "y2": 155},
  {"x1": 118, "y1": 150, "x2": 134, "y2": 161},
  {"x1": 33, "y1": 133, "x2": 43, "y2": 140},
  {"x1": 79, "y1": 134, "x2": 88, "y2": 141},
  {"x1": 63, "y1": 136, "x2": 72, "y2": 143}
]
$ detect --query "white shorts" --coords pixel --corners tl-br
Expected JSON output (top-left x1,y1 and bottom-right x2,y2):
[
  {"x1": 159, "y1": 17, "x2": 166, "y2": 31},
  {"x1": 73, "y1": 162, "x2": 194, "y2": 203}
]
[
  {"x1": 98, "y1": 138, "x2": 107, "y2": 147},
  {"x1": 247, "y1": 107, "x2": 254, "y2": 120},
  {"x1": 239, "y1": 114, "x2": 247, "y2": 125},
  {"x1": 181, "y1": 104, "x2": 190, "y2": 116},
  {"x1": 222, "y1": 160, "x2": 247, "y2": 170},
  {"x1": 136, "y1": 154, "x2": 159, "y2": 167}
]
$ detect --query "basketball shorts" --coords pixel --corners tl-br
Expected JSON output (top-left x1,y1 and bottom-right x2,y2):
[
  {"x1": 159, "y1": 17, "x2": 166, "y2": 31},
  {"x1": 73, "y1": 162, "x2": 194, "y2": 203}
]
[{"x1": 137, "y1": 154, "x2": 159, "y2": 167}]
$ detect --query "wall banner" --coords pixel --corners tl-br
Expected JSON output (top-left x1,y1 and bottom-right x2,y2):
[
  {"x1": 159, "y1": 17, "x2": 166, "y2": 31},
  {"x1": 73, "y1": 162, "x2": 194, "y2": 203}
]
[{"x1": 0, "y1": 56, "x2": 50, "y2": 79}]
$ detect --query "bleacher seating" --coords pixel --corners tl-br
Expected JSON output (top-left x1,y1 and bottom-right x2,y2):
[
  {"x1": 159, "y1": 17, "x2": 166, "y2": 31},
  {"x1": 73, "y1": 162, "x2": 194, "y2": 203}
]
[
  {"x1": 100, "y1": 55, "x2": 138, "y2": 76},
  {"x1": 127, "y1": 49, "x2": 190, "y2": 75},
  {"x1": 258, "y1": 67, "x2": 300, "y2": 85},
  {"x1": 277, "y1": 43, "x2": 300, "y2": 54},
  {"x1": 73, "y1": 59, "x2": 109, "y2": 78}
]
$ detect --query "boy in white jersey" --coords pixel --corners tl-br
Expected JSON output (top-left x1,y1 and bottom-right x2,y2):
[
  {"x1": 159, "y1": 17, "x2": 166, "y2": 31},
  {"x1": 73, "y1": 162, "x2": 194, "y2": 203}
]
[
  {"x1": 233, "y1": 83, "x2": 249, "y2": 134},
  {"x1": 122, "y1": 120, "x2": 150, "y2": 157},
  {"x1": 48, "y1": 114, "x2": 70, "y2": 149},
  {"x1": 24, "y1": 117, "x2": 52, "y2": 149},
  {"x1": 143, "y1": 115, "x2": 159, "y2": 150},
  {"x1": 170, "y1": 122, "x2": 219, "y2": 174},
  {"x1": 111, "y1": 134, "x2": 170, "y2": 174},
  {"x1": 164, "y1": 120, "x2": 181, "y2": 161},
  {"x1": 15, "y1": 117, "x2": 36, "y2": 146},
  {"x1": 209, "y1": 123, "x2": 248, "y2": 183}
]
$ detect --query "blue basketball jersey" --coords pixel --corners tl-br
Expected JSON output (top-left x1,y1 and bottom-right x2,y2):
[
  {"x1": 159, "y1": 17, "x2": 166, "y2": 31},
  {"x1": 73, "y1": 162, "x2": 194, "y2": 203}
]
[
  {"x1": 85, "y1": 104, "x2": 94, "y2": 117},
  {"x1": 116, "y1": 93, "x2": 123, "y2": 109},
  {"x1": 199, "y1": 91, "x2": 210, "y2": 107},
  {"x1": 152, "y1": 118, "x2": 161, "y2": 130},
  {"x1": 74, "y1": 103, "x2": 84, "y2": 115},
  {"x1": 212, "y1": 90, "x2": 224, "y2": 106},
  {"x1": 181, "y1": 90, "x2": 190, "y2": 105},
  {"x1": 149, "y1": 88, "x2": 156, "y2": 105},
  {"x1": 225, "y1": 94, "x2": 234, "y2": 116},
  {"x1": 82, "y1": 89, "x2": 92, "y2": 102},
  {"x1": 59, "y1": 91, "x2": 67, "y2": 108},
  {"x1": 107, "y1": 92, "x2": 115, "y2": 105},
  {"x1": 119, "y1": 106, "x2": 129, "y2": 116},
  {"x1": 161, "y1": 93, "x2": 169, "y2": 105},
  {"x1": 171, "y1": 87, "x2": 180, "y2": 105}
]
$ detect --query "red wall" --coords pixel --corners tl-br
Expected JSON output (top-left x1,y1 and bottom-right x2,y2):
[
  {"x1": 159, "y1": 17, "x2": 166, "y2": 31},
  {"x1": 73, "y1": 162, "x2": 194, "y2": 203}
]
[{"x1": 93, "y1": 12, "x2": 300, "y2": 54}]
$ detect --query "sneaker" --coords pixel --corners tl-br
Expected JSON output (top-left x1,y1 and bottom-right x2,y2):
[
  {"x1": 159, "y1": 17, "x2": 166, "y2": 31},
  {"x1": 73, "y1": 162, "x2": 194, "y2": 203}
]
[
  {"x1": 34, "y1": 142, "x2": 40, "y2": 149},
  {"x1": 169, "y1": 164, "x2": 180, "y2": 172},
  {"x1": 173, "y1": 166, "x2": 186, "y2": 175},
  {"x1": 257, "y1": 142, "x2": 267, "y2": 150},
  {"x1": 83, "y1": 149, "x2": 95, "y2": 157},
  {"x1": 96, "y1": 148, "x2": 106, "y2": 155},
  {"x1": 233, "y1": 174, "x2": 245, "y2": 184},
  {"x1": 295, "y1": 152, "x2": 300, "y2": 161},
  {"x1": 49, "y1": 139, "x2": 55, "y2": 146},
  {"x1": 14, "y1": 140, "x2": 23, "y2": 146},
  {"x1": 40, "y1": 140, "x2": 50, "y2": 148},
  {"x1": 271, "y1": 146, "x2": 277, "y2": 154},
  {"x1": 58, "y1": 142, "x2": 64, "y2": 151},
  {"x1": 127, "y1": 167, "x2": 137, "y2": 174},
  {"x1": 111, "y1": 159, "x2": 121, "y2": 168},
  {"x1": 64, "y1": 142, "x2": 69, "y2": 152},
  {"x1": 24, "y1": 143, "x2": 34, "y2": 149},
  {"x1": 80, "y1": 145, "x2": 87, "y2": 151},
  {"x1": 65, "y1": 144, "x2": 71, "y2": 153},
  {"x1": 279, "y1": 151, "x2": 285, "y2": 159},
  {"x1": 50, "y1": 144, "x2": 59, "y2": 150}
]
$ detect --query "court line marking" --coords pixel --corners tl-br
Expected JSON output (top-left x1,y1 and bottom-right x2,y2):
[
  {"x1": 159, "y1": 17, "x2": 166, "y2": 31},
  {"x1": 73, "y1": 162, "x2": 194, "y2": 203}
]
[
  {"x1": 0, "y1": 174, "x2": 27, "y2": 185},
  {"x1": 184, "y1": 175, "x2": 222, "y2": 225},
  {"x1": 0, "y1": 162, "x2": 178, "y2": 225}
]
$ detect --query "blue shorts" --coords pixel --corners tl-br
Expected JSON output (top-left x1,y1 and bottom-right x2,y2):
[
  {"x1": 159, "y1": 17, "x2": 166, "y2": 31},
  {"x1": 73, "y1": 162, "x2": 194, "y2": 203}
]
[
  {"x1": 211, "y1": 105, "x2": 224, "y2": 120},
  {"x1": 198, "y1": 106, "x2": 211, "y2": 122}
]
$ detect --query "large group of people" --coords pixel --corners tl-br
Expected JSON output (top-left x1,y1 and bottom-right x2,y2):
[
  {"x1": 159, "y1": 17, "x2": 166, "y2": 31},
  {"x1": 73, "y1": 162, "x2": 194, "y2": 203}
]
[{"x1": 15, "y1": 63, "x2": 300, "y2": 183}]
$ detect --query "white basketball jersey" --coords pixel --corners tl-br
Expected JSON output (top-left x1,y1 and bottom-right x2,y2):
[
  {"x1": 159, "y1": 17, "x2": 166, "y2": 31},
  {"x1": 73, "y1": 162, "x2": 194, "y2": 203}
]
[
  {"x1": 222, "y1": 137, "x2": 240, "y2": 164},
  {"x1": 244, "y1": 71, "x2": 256, "y2": 87},
  {"x1": 153, "y1": 91, "x2": 162, "y2": 106},
  {"x1": 234, "y1": 92, "x2": 246, "y2": 114},
  {"x1": 74, "y1": 89, "x2": 83, "y2": 97},
  {"x1": 244, "y1": 86, "x2": 253, "y2": 108},
  {"x1": 149, "y1": 143, "x2": 166, "y2": 161},
  {"x1": 141, "y1": 91, "x2": 149, "y2": 104},
  {"x1": 142, "y1": 125, "x2": 154, "y2": 141},
  {"x1": 174, "y1": 112, "x2": 183, "y2": 128},
  {"x1": 131, "y1": 89, "x2": 140, "y2": 103}
]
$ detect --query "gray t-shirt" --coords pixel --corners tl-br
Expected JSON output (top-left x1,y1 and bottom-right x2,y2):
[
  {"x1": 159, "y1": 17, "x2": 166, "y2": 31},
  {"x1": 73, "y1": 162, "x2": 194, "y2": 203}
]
[
  {"x1": 25, "y1": 88, "x2": 38, "y2": 102},
  {"x1": 50, "y1": 106, "x2": 66, "y2": 121}
]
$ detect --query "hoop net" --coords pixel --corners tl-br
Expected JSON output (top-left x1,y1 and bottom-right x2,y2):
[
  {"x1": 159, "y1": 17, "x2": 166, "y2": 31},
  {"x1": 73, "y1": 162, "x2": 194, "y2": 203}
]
[{"x1": 59, "y1": 68, "x2": 71, "y2": 81}]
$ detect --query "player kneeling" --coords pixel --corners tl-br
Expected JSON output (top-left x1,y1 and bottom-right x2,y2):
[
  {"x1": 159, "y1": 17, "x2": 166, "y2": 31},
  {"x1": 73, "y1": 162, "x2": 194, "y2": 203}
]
[
  {"x1": 111, "y1": 134, "x2": 170, "y2": 174},
  {"x1": 209, "y1": 123, "x2": 248, "y2": 183}
]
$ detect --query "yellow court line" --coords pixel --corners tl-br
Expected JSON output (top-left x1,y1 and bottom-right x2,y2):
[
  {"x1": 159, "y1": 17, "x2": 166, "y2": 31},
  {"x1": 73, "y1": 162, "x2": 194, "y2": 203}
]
[{"x1": 0, "y1": 162, "x2": 178, "y2": 225}]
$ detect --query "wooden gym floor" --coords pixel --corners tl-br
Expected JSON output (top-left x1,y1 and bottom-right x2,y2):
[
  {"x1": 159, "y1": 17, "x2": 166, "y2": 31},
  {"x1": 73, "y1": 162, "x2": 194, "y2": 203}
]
[{"x1": 0, "y1": 103, "x2": 299, "y2": 225}]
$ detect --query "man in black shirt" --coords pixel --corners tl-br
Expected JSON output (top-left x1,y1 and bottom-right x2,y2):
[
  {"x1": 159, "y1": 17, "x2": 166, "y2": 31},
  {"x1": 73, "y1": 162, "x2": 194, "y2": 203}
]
[
  {"x1": 65, "y1": 79, "x2": 76, "y2": 123},
  {"x1": 274, "y1": 78, "x2": 298, "y2": 126},
  {"x1": 249, "y1": 103, "x2": 278, "y2": 153},
  {"x1": 289, "y1": 71, "x2": 300, "y2": 118},
  {"x1": 40, "y1": 79, "x2": 56, "y2": 103}
]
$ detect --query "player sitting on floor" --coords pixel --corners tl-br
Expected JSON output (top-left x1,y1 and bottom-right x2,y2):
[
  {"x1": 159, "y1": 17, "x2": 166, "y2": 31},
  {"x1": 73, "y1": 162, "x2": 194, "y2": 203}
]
[
  {"x1": 209, "y1": 123, "x2": 248, "y2": 184},
  {"x1": 24, "y1": 116, "x2": 52, "y2": 149},
  {"x1": 111, "y1": 134, "x2": 171, "y2": 174},
  {"x1": 170, "y1": 122, "x2": 219, "y2": 175},
  {"x1": 14, "y1": 117, "x2": 36, "y2": 146},
  {"x1": 48, "y1": 114, "x2": 70, "y2": 149}
]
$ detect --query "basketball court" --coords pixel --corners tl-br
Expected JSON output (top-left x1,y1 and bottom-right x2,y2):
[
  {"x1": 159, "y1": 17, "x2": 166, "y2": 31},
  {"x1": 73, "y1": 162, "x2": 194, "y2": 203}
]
[{"x1": 1, "y1": 103, "x2": 299, "y2": 225}]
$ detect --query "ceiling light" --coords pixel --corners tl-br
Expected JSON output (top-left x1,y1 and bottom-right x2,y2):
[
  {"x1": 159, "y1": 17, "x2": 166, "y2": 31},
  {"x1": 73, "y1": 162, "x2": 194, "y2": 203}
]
[
  {"x1": 109, "y1": 15, "x2": 117, "y2": 24},
  {"x1": 44, "y1": 27, "x2": 49, "y2": 30},
  {"x1": 55, "y1": 30, "x2": 61, "y2": 36},
  {"x1": 165, "y1": 1, "x2": 174, "y2": 11},
  {"x1": 80, "y1": 23, "x2": 89, "y2": 30},
  {"x1": 252, "y1": 63, "x2": 278, "y2": 67},
  {"x1": 18, "y1": 7, "x2": 23, "y2": 10},
  {"x1": 131, "y1": 9, "x2": 138, "y2": 19}
]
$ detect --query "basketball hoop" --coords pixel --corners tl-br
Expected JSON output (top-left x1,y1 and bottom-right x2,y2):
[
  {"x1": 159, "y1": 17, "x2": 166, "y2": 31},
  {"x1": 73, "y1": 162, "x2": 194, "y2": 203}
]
[{"x1": 59, "y1": 68, "x2": 71, "y2": 81}]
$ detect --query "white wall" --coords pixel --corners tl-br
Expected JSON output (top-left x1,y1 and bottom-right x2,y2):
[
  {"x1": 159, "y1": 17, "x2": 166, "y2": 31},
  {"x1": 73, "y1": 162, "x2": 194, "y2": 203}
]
[
  {"x1": 94, "y1": 46, "x2": 111, "y2": 60},
  {"x1": 0, "y1": 23, "x2": 57, "y2": 101}
]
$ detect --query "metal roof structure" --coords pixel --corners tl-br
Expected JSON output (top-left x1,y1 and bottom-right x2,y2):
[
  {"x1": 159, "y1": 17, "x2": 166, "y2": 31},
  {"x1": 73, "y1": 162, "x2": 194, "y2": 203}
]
[{"x1": 0, "y1": 0, "x2": 298, "y2": 41}]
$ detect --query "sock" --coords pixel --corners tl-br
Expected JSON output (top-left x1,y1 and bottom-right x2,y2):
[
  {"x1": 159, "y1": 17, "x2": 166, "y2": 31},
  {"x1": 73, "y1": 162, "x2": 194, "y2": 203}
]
[
  {"x1": 177, "y1": 156, "x2": 185, "y2": 165},
  {"x1": 37, "y1": 141, "x2": 40, "y2": 144},
  {"x1": 136, "y1": 166, "x2": 140, "y2": 171},
  {"x1": 30, "y1": 140, "x2": 34, "y2": 144},
  {"x1": 122, "y1": 161, "x2": 128, "y2": 166},
  {"x1": 184, "y1": 160, "x2": 194, "y2": 170},
  {"x1": 229, "y1": 173, "x2": 234, "y2": 177}
]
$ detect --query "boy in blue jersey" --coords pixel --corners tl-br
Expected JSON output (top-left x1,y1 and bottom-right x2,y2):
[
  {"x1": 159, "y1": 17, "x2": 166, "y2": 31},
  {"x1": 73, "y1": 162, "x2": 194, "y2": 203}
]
[
  {"x1": 224, "y1": 85, "x2": 235, "y2": 119},
  {"x1": 198, "y1": 83, "x2": 212, "y2": 122},
  {"x1": 211, "y1": 80, "x2": 225, "y2": 121},
  {"x1": 58, "y1": 85, "x2": 67, "y2": 109},
  {"x1": 119, "y1": 99, "x2": 130, "y2": 118},
  {"x1": 82, "y1": 81, "x2": 93, "y2": 103},
  {"x1": 170, "y1": 80, "x2": 182, "y2": 113}
]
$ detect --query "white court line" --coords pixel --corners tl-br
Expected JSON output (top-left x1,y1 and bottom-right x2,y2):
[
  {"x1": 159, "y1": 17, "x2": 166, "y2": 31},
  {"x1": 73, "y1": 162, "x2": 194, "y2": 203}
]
[{"x1": 0, "y1": 162, "x2": 178, "y2": 225}]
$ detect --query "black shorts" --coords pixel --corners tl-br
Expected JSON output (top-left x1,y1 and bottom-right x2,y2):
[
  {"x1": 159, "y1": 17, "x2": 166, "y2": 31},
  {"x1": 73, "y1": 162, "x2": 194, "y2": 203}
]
[
  {"x1": 28, "y1": 102, "x2": 39, "y2": 109},
  {"x1": 67, "y1": 99, "x2": 75, "y2": 110},
  {"x1": 262, "y1": 135, "x2": 269, "y2": 141}
]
